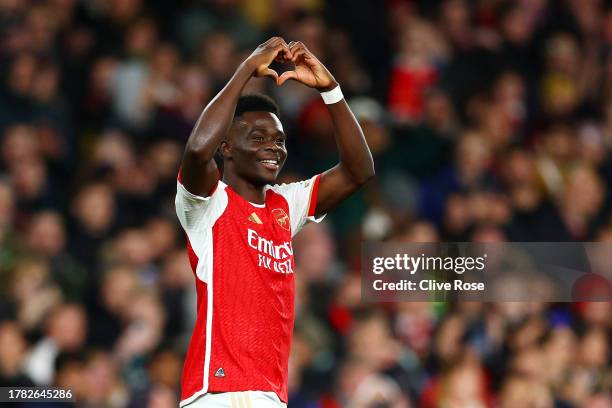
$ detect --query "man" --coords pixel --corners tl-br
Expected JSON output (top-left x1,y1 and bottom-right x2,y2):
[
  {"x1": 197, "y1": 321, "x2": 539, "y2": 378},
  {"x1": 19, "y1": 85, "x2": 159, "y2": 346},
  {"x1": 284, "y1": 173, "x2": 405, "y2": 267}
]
[{"x1": 175, "y1": 37, "x2": 374, "y2": 407}]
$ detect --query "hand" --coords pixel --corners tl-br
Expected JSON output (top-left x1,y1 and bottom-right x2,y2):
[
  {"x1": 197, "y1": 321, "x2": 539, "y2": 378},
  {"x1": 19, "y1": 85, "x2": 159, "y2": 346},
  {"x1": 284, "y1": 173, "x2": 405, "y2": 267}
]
[
  {"x1": 278, "y1": 41, "x2": 337, "y2": 91},
  {"x1": 245, "y1": 37, "x2": 293, "y2": 84}
]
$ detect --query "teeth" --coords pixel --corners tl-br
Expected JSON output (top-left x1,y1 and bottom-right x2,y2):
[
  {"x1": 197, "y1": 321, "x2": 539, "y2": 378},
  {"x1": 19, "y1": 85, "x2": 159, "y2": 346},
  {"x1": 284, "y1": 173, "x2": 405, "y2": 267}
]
[{"x1": 261, "y1": 160, "x2": 278, "y2": 165}]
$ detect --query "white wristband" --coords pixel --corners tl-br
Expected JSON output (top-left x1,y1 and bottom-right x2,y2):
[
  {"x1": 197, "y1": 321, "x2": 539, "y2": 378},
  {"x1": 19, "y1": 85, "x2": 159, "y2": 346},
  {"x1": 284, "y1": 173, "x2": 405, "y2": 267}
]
[{"x1": 320, "y1": 85, "x2": 343, "y2": 105}]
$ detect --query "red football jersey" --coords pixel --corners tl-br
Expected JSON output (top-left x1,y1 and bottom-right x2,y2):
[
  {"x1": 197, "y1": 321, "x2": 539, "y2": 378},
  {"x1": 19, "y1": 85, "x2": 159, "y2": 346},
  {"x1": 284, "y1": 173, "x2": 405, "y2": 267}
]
[{"x1": 175, "y1": 172, "x2": 323, "y2": 407}]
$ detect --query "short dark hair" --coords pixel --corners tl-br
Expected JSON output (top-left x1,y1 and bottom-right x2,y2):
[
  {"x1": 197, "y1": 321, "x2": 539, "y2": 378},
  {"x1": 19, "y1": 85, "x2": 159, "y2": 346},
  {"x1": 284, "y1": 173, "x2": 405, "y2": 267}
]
[
  {"x1": 216, "y1": 94, "x2": 281, "y2": 165},
  {"x1": 234, "y1": 94, "x2": 280, "y2": 119}
]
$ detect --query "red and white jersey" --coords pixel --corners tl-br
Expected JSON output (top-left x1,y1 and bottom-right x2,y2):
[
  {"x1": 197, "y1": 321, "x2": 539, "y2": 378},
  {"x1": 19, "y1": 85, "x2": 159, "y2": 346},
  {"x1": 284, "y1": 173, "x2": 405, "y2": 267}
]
[{"x1": 175, "y1": 171, "x2": 323, "y2": 407}]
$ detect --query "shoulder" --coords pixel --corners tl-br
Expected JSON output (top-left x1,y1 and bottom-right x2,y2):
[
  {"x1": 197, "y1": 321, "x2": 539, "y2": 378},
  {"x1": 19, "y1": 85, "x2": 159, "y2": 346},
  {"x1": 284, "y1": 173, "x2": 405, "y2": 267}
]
[
  {"x1": 266, "y1": 175, "x2": 320, "y2": 200},
  {"x1": 177, "y1": 178, "x2": 228, "y2": 202},
  {"x1": 175, "y1": 179, "x2": 229, "y2": 232}
]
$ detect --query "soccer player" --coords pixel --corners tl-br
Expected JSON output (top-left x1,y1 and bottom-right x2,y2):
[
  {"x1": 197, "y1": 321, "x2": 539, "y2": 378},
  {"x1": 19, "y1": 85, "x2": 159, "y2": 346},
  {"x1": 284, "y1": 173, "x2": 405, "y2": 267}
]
[{"x1": 175, "y1": 37, "x2": 374, "y2": 407}]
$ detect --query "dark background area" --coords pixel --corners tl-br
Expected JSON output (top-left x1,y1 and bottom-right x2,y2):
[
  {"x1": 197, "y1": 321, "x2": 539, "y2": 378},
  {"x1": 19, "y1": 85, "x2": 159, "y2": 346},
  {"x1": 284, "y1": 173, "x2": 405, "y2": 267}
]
[{"x1": 0, "y1": 1, "x2": 610, "y2": 407}]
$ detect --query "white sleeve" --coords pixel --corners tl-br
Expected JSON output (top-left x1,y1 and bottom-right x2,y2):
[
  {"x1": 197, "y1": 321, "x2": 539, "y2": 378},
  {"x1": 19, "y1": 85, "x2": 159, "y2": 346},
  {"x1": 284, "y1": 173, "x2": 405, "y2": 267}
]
[
  {"x1": 269, "y1": 174, "x2": 326, "y2": 237},
  {"x1": 175, "y1": 179, "x2": 228, "y2": 234}
]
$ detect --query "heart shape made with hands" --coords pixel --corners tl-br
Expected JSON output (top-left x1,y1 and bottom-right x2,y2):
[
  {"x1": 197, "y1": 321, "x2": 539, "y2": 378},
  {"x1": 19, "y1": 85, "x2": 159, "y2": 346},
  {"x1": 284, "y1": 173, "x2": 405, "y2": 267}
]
[
  {"x1": 259, "y1": 41, "x2": 333, "y2": 89},
  {"x1": 266, "y1": 48, "x2": 294, "y2": 82}
]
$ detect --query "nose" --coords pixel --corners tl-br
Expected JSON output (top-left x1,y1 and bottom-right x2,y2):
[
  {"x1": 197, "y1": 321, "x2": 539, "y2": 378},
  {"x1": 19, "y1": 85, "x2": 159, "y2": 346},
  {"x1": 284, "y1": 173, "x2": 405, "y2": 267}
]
[{"x1": 264, "y1": 142, "x2": 280, "y2": 154}]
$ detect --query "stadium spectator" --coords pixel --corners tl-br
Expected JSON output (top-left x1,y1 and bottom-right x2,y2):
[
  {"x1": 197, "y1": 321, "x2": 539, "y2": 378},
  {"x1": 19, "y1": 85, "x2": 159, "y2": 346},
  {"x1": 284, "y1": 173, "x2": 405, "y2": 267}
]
[{"x1": 0, "y1": 1, "x2": 609, "y2": 406}]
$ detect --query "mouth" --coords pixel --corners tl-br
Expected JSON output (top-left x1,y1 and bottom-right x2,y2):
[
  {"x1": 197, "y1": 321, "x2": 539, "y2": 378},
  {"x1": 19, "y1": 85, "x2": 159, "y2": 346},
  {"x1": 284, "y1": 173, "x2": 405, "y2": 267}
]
[{"x1": 258, "y1": 158, "x2": 280, "y2": 171}]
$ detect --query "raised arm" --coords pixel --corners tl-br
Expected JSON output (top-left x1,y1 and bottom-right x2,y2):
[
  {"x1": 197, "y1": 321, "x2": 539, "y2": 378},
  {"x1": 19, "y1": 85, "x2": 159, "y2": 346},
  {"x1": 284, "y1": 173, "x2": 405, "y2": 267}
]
[
  {"x1": 278, "y1": 42, "x2": 375, "y2": 215},
  {"x1": 181, "y1": 37, "x2": 292, "y2": 196}
]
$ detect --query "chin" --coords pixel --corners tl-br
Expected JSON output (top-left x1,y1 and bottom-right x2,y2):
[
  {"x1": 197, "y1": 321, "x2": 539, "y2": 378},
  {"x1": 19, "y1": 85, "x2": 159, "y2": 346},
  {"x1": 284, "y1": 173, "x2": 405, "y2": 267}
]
[
  {"x1": 250, "y1": 172, "x2": 278, "y2": 187},
  {"x1": 258, "y1": 167, "x2": 283, "y2": 185},
  {"x1": 262, "y1": 174, "x2": 279, "y2": 185}
]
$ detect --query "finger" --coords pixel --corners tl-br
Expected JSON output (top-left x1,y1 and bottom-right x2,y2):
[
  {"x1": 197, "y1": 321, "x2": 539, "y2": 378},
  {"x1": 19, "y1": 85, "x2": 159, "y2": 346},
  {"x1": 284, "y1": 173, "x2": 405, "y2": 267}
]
[
  {"x1": 275, "y1": 52, "x2": 292, "y2": 63},
  {"x1": 290, "y1": 47, "x2": 306, "y2": 62},
  {"x1": 277, "y1": 70, "x2": 298, "y2": 85},
  {"x1": 274, "y1": 43, "x2": 292, "y2": 61},
  {"x1": 263, "y1": 36, "x2": 279, "y2": 46},
  {"x1": 265, "y1": 37, "x2": 284, "y2": 51},
  {"x1": 289, "y1": 43, "x2": 304, "y2": 54},
  {"x1": 289, "y1": 41, "x2": 307, "y2": 51},
  {"x1": 290, "y1": 41, "x2": 316, "y2": 60},
  {"x1": 289, "y1": 42, "x2": 308, "y2": 59},
  {"x1": 293, "y1": 48, "x2": 318, "y2": 66},
  {"x1": 278, "y1": 40, "x2": 293, "y2": 60},
  {"x1": 261, "y1": 67, "x2": 279, "y2": 82}
]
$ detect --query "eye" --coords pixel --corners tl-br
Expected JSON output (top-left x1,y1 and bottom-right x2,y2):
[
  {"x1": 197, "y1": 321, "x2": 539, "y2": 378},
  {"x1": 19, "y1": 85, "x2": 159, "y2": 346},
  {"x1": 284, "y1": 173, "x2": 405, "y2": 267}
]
[
  {"x1": 251, "y1": 134, "x2": 264, "y2": 142},
  {"x1": 275, "y1": 138, "x2": 285, "y2": 146}
]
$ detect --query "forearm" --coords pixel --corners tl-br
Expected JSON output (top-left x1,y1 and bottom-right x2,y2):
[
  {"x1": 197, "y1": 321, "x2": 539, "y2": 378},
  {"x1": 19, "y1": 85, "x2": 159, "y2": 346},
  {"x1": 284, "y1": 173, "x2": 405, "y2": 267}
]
[
  {"x1": 180, "y1": 37, "x2": 290, "y2": 195},
  {"x1": 184, "y1": 63, "x2": 254, "y2": 159},
  {"x1": 327, "y1": 97, "x2": 375, "y2": 185},
  {"x1": 279, "y1": 40, "x2": 374, "y2": 213}
]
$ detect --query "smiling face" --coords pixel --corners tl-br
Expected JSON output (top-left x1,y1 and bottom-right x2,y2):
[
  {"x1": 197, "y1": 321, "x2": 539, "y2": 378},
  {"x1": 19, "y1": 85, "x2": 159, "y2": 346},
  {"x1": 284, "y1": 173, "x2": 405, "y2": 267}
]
[{"x1": 223, "y1": 111, "x2": 287, "y2": 186}]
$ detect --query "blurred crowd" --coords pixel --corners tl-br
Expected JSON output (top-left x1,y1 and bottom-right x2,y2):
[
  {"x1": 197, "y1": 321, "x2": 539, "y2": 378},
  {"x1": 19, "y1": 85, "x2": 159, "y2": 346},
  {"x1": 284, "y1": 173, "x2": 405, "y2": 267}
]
[{"x1": 0, "y1": 0, "x2": 611, "y2": 407}]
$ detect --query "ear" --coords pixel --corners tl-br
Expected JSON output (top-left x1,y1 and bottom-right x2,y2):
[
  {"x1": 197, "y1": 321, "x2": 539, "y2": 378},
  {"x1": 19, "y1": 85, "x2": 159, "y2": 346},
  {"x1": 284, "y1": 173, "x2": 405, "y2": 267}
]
[{"x1": 220, "y1": 139, "x2": 232, "y2": 159}]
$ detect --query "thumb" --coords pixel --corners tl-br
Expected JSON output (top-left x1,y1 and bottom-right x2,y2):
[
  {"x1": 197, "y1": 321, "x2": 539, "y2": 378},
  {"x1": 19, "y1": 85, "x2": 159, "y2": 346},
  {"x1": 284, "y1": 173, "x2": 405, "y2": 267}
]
[
  {"x1": 261, "y1": 68, "x2": 279, "y2": 82},
  {"x1": 278, "y1": 70, "x2": 298, "y2": 85}
]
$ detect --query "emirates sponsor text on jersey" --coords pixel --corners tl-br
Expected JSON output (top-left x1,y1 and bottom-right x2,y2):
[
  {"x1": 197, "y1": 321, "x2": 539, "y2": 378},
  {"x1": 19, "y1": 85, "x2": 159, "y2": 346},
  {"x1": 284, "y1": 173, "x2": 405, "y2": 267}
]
[{"x1": 247, "y1": 228, "x2": 294, "y2": 273}]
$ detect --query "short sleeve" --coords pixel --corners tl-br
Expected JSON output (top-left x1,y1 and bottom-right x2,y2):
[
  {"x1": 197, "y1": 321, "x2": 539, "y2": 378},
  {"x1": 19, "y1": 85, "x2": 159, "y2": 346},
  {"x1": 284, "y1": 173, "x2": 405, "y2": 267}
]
[
  {"x1": 268, "y1": 174, "x2": 326, "y2": 237},
  {"x1": 175, "y1": 179, "x2": 228, "y2": 233}
]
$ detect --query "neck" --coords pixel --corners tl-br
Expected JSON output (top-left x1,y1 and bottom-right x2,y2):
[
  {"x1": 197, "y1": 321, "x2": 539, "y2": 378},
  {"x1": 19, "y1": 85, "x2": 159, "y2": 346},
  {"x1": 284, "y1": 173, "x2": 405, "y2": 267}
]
[{"x1": 222, "y1": 171, "x2": 266, "y2": 204}]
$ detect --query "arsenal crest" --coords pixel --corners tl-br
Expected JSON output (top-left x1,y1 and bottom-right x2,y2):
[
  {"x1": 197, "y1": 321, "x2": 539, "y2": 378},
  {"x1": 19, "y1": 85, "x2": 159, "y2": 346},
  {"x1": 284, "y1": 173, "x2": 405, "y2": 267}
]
[{"x1": 272, "y1": 208, "x2": 290, "y2": 231}]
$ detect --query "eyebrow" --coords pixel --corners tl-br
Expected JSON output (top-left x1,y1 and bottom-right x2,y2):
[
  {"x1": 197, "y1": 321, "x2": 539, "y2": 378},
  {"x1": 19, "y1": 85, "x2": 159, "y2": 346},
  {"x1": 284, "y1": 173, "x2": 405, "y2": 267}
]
[{"x1": 250, "y1": 127, "x2": 285, "y2": 137}]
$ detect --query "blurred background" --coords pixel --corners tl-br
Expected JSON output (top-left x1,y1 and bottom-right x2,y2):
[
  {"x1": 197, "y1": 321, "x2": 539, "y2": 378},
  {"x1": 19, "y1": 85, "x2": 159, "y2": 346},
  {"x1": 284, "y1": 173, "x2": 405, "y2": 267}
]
[{"x1": 0, "y1": 0, "x2": 611, "y2": 407}]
